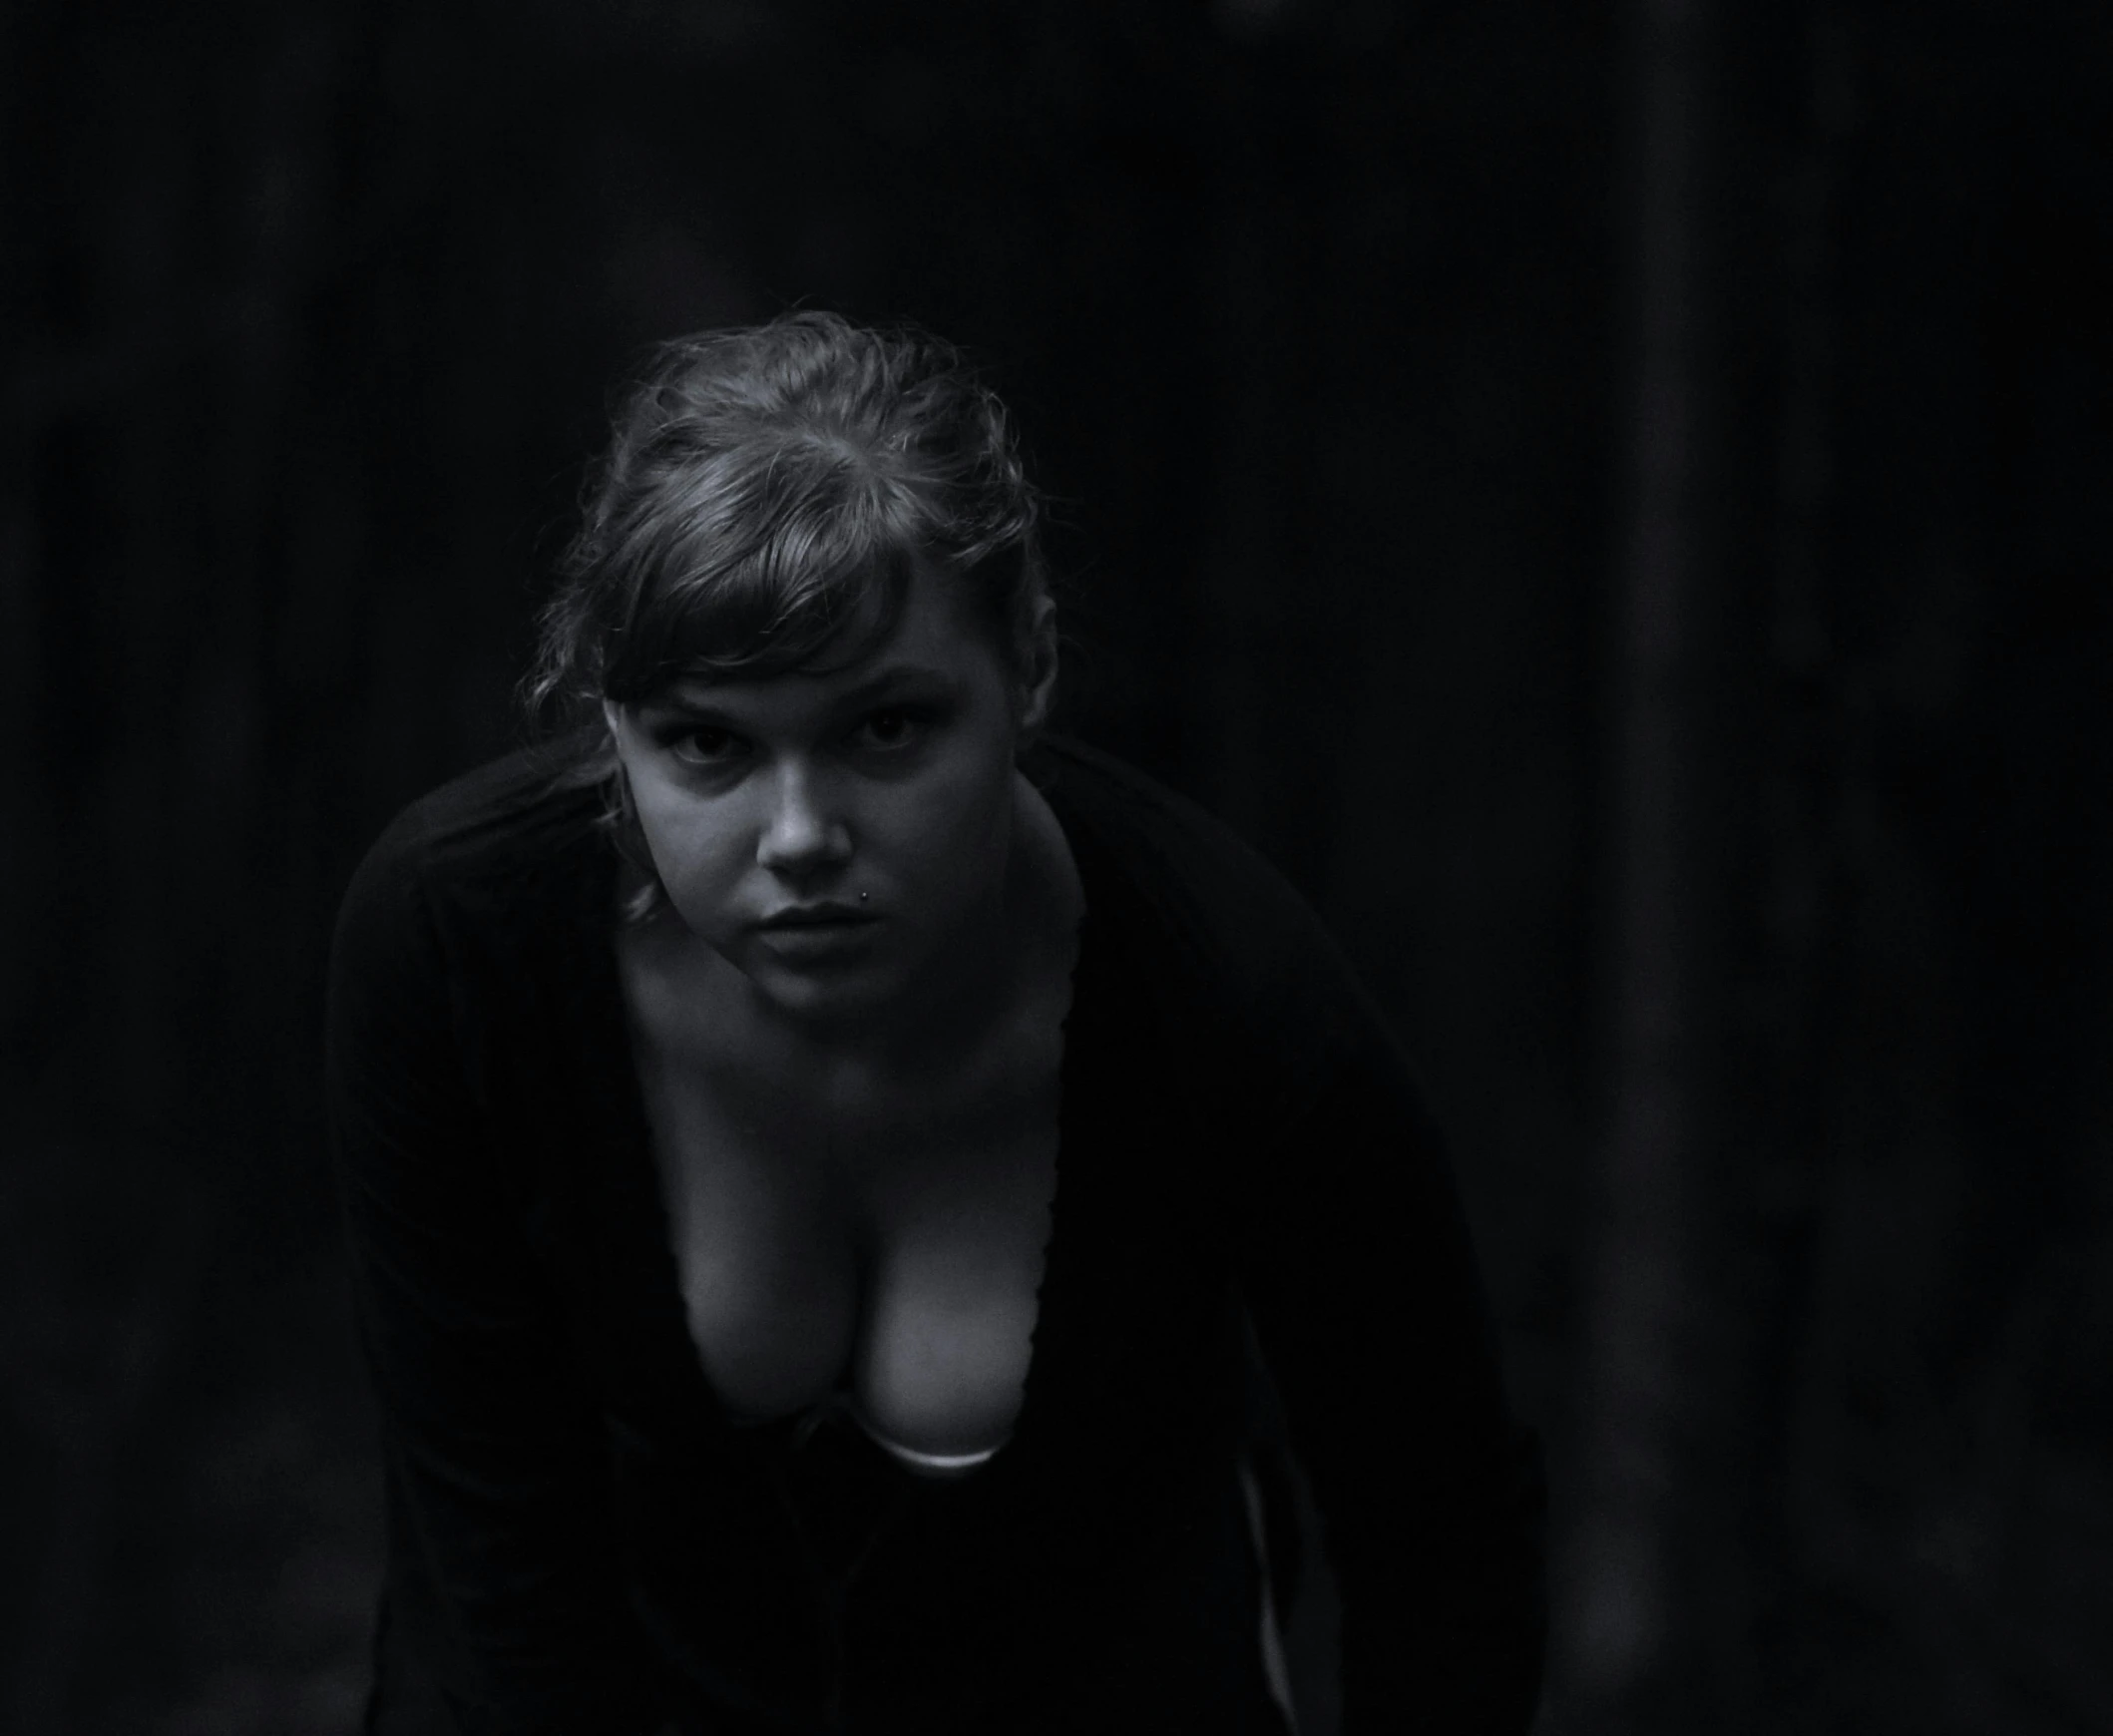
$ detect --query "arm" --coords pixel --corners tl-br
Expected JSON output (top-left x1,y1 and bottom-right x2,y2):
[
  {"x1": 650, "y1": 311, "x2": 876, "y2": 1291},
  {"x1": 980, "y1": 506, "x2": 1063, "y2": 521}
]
[
  {"x1": 1232, "y1": 918, "x2": 1545, "y2": 1735},
  {"x1": 327, "y1": 831, "x2": 669, "y2": 1736}
]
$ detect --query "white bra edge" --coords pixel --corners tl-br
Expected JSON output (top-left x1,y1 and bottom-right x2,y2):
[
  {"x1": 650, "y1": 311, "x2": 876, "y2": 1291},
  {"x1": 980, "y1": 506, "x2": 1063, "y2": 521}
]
[
  {"x1": 780, "y1": 1387, "x2": 1009, "y2": 1476},
  {"x1": 862, "y1": 1432, "x2": 1005, "y2": 1475}
]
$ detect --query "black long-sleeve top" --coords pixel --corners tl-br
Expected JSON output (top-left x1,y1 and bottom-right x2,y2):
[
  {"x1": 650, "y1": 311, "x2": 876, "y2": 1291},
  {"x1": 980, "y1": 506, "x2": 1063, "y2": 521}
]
[{"x1": 326, "y1": 732, "x2": 1544, "y2": 1736}]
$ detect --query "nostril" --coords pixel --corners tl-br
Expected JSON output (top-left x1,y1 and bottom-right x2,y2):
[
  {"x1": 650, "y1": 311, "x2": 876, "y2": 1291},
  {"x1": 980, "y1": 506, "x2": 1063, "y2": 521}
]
[{"x1": 756, "y1": 807, "x2": 853, "y2": 874}]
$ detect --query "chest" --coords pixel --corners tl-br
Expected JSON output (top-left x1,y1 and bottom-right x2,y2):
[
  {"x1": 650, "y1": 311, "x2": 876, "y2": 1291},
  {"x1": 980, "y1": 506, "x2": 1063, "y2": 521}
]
[{"x1": 621, "y1": 973, "x2": 1063, "y2": 1465}]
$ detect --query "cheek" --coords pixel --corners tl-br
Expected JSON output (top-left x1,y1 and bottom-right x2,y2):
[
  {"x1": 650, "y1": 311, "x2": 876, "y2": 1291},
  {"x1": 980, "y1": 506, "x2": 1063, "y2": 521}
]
[
  {"x1": 633, "y1": 786, "x2": 746, "y2": 906},
  {"x1": 880, "y1": 756, "x2": 1013, "y2": 874}
]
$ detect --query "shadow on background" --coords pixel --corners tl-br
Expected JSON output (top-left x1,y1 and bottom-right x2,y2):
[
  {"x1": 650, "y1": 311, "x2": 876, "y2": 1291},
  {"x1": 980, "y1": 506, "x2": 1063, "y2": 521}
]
[{"x1": 2, "y1": 2, "x2": 2107, "y2": 1732}]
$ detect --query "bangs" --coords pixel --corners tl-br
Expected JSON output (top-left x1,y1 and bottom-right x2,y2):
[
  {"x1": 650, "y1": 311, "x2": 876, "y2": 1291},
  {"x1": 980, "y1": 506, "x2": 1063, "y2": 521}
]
[
  {"x1": 532, "y1": 310, "x2": 1049, "y2": 744},
  {"x1": 601, "y1": 440, "x2": 927, "y2": 698}
]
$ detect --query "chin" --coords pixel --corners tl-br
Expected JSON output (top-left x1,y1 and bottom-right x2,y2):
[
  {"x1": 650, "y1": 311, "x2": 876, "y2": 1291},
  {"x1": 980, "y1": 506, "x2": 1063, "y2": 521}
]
[{"x1": 744, "y1": 956, "x2": 902, "y2": 1026}]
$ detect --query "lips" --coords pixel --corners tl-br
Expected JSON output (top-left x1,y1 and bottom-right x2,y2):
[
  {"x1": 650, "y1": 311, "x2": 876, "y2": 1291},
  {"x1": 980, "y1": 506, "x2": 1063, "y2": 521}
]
[
  {"x1": 751, "y1": 901, "x2": 881, "y2": 969},
  {"x1": 756, "y1": 901, "x2": 876, "y2": 931}
]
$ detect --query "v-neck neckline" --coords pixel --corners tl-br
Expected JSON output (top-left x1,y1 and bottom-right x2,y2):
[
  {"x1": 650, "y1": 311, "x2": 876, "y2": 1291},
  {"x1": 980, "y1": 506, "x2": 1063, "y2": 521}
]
[{"x1": 577, "y1": 780, "x2": 1103, "y2": 1459}]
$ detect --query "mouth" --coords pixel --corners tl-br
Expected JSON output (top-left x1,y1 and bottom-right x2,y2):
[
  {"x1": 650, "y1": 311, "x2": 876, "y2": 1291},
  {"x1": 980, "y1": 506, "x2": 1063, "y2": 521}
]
[
  {"x1": 751, "y1": 902, "x2": 882, "y2": 970},
  {"x1": 756, "y1": 901, "x2": 878, "y2": 932}
]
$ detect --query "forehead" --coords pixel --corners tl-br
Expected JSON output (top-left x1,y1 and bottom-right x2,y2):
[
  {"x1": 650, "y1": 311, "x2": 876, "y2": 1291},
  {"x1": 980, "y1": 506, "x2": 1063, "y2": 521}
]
[{"x1": 648, "y1": 565, "x2": 998, "y2": 714}]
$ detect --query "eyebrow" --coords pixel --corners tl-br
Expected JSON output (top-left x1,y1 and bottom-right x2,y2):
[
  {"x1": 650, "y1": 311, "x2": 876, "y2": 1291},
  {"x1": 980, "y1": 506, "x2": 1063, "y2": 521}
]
[
  {"x1": 834, "y1": 662, "x2": 965, "y2": 705},
  {"x1": 647, "y1": 662, "x2": 965, "y2": 718}
]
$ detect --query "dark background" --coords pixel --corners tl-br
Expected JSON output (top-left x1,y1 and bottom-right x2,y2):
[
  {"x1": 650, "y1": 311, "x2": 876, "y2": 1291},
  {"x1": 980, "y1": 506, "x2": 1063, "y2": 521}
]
[{"x1": 4, "y1": 0, "x2": 2109, "y2": 1731}]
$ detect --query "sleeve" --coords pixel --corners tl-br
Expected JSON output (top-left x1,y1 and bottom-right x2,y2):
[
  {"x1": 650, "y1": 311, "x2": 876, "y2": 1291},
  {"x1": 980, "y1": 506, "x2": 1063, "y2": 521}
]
[
  {"x1": 1229, "y1": 901, "x2": 1546, "y2": 1735},
  {"x1": 325, "y1": 829, "x2": 671, "y2": 1736}
]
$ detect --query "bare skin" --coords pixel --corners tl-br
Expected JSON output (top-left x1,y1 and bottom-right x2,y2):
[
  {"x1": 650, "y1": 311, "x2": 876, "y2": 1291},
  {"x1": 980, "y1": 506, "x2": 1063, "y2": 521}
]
[{"x1": 606, "y1": 568, "x2": 1081, "y2": 1462}]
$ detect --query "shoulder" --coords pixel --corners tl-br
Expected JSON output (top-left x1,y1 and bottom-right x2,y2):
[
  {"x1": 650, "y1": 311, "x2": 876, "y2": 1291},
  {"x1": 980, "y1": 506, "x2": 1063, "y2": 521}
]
[
  {"x1": 1029, "y1": 737, "x2": 1390, "y2": 1075},
  {"x1": 348, "y1": 733, "x2": 608, "y2": 897},
  {"x1": 341, "y1": 733, "x2": 608, "y2": 911},
  {"x1": 331, "y1": 733, "x2": 610, "y2": 1002},
  {"x1": 1030, "y1": 734, "x2": 1343, "y2": 973}
]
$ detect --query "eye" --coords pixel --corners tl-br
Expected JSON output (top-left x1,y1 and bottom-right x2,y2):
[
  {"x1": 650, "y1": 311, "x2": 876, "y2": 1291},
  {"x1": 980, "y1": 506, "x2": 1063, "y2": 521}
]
[
  {"x1": 667, "y1": 724, "x2": 749, "y2": 767},
  {"x1": 854, "y1": 706, "x2": 933, "y2": 752}
]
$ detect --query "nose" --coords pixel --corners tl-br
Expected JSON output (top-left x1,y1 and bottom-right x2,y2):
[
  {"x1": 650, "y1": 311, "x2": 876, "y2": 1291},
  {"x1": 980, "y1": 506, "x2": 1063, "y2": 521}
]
[{"x1": 755, "y1": 760, "x2": 852, "y2": 882}]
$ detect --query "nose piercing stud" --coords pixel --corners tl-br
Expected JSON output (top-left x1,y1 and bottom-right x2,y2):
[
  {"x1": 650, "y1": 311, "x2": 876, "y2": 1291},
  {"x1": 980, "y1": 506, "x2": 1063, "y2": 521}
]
[{"x1": 859, "y1": 891, "x2": 870, "y2": 903}]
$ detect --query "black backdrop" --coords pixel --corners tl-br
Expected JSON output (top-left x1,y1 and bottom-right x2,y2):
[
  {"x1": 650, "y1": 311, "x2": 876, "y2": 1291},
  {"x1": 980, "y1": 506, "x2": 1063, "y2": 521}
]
[{"x1": 4, "y1": 2, "x2": 2108, "y2": 1732}]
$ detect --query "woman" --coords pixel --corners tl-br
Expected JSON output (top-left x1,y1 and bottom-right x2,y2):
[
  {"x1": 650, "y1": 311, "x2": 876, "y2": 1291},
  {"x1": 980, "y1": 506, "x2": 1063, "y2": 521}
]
[{"x1": 328, "y1": 311, "x2": 1543, "y2": 1736}]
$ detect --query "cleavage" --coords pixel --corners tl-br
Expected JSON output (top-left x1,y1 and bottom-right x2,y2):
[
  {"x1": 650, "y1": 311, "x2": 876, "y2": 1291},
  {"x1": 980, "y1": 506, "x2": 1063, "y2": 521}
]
[{"x1": 645, "y1": 1073, "x2": 1057, "y2": 1460}]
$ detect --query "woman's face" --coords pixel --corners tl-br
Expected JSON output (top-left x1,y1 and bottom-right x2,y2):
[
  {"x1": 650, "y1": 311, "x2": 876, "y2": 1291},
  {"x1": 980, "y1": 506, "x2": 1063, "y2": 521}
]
[{"x1": 607, "y1": 566, "x2": 1048, "y2": 1029}]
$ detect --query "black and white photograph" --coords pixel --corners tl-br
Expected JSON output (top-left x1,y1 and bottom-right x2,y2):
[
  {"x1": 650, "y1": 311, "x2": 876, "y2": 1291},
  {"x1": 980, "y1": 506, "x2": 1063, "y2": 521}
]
[{"x1": 3, "y1": 2, "x2": 2108, "y2": 1732}]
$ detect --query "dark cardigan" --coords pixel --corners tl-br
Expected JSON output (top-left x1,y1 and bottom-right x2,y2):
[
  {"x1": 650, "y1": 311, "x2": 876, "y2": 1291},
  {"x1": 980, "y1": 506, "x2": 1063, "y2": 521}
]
[{"x1": 326, "y1": 733, "x2": 1544, "y2": 1736}]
